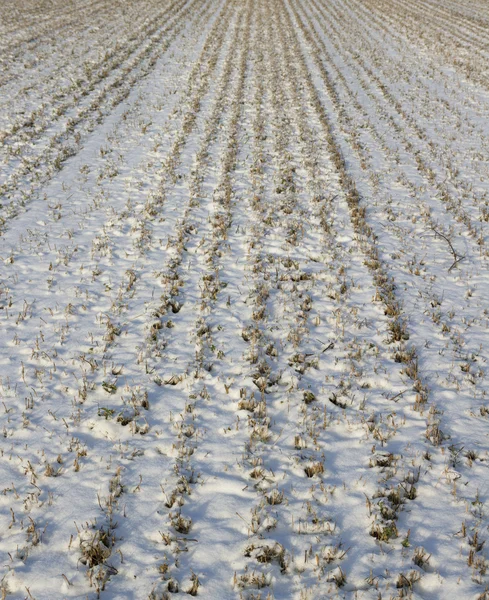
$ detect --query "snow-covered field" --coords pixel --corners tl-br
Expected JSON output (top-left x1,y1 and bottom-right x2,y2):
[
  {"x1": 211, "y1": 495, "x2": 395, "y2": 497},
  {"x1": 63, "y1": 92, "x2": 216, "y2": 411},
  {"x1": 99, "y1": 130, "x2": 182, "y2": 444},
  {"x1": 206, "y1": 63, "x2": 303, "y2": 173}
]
[{"x1": 1, "y1": 0, "x2": 489, "y2": 597}]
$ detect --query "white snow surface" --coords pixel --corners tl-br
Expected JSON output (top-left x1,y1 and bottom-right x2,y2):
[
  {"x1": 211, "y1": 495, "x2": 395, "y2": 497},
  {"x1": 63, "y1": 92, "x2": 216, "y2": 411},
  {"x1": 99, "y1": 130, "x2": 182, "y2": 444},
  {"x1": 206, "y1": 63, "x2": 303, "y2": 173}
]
[{"x1": 1, "y1": 0, "x2": 489, "y2": 598}]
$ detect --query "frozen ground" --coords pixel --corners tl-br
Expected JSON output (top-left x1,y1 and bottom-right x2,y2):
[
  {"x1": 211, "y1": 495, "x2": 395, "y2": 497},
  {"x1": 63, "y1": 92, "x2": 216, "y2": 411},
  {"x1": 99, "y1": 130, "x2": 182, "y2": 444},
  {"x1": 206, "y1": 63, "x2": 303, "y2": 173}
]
[{"x1": 1, "y1": 0, "x2": 489, "y2": 598}]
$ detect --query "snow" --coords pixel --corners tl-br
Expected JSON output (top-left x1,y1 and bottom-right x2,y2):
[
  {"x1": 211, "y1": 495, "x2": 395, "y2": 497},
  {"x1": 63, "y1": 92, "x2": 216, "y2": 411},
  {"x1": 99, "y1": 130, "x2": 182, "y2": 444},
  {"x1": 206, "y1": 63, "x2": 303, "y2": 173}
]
[{"x1": 1, "y1": 0, "x2": 489, "y2": 597}]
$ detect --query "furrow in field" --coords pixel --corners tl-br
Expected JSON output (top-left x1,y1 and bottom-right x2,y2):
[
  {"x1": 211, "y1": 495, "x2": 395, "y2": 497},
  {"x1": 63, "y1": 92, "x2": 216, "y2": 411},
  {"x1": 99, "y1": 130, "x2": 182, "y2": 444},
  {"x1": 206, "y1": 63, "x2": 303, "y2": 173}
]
[
  {"x1": 324, "y1": 0, "x2": 489, "y2": 157},
  {"x1": 303, "y1": 0, "x2": 489, "y2": 259},
  {"x1": 297, "y1": 0, "x2": 489, "y2": 425},
  {"x1": 0, "y1": 0, "x2": 223, "y2": 393},
  {"x1": 0, "y1": 0, "x2": 177, "y2": 124},
  {"x1": 95, "y1": 2, "x2": 254, "y2": 596},
  {"x1": 0, "y1": 0, "x2": 207, "y2": 233},
  {"x1": 355, "y1": 0, "x2": 489, "y2": 89},
  {"x1": 341, "y1": 0, "x2": 489, "y2": 117},
  {"x1": 0, "y1": 0, "x2": 158, "y2": 110},
  {"x1": 263, "y1": 0, "x2": 440, "y2": 594},
  {"x1": 285, "y1": 0, "x2": 489, "y2": 593},
  {"x1": 439, "y1": 0, "x2": 489, "y2": 21},
  {"x1": 0, "y1": 1, "x2": 238, "y2": 595},
  {"x1": 0, "y1": 0, "x2": 116, "y2": 58},
  {"x1": 417, "y1": 0, "x2": 489, "y2": 27},
  {"x1": 389, "y1": 0, "x2": 489, "y2": 50},
  {"x1": 227, "y1": 0, "x2": 317, "y2": 593},
  {"x1": 0, "y1": 0, "x2": 138, "y2": 103},
  {"x1": 0, "y1": 0, "x2": 102, "y2": 49},
  {"x1": 229, "y1": 1, "x2": 355, "y2": 593}
]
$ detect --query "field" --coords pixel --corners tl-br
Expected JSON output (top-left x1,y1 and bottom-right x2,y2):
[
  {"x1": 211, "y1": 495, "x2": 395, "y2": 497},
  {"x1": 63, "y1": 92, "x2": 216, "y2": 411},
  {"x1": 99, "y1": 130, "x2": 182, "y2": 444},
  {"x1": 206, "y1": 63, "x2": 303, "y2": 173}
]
[{"x1": 1, "y1": 0, "x2": 489, "y2": 598}]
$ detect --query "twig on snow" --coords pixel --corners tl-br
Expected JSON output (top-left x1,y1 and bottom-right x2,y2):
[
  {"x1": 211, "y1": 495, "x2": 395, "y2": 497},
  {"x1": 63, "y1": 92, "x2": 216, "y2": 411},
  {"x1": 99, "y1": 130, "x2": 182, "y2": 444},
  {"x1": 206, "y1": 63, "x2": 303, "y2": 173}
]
[{"x1": 429, "y1": 226, "x2": 465, "y2": 272}]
